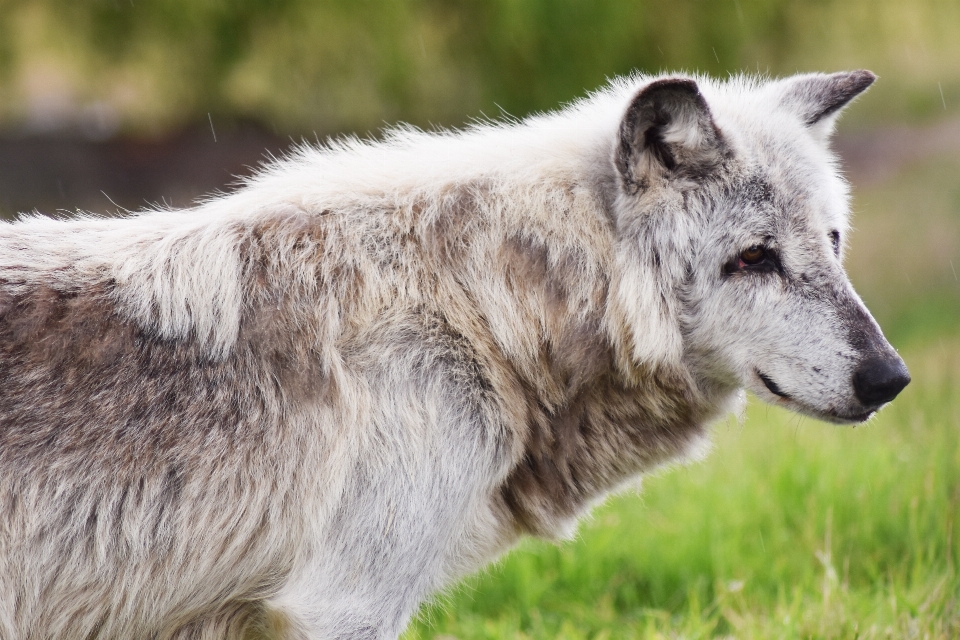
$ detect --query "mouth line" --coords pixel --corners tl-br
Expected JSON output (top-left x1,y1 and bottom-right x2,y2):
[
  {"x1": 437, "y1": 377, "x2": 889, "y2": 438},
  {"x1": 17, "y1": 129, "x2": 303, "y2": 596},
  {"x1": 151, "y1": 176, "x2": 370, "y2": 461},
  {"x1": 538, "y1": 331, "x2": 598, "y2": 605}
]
[{"x1": 756, "y1": 370, "x2": 791, "y2": 399}]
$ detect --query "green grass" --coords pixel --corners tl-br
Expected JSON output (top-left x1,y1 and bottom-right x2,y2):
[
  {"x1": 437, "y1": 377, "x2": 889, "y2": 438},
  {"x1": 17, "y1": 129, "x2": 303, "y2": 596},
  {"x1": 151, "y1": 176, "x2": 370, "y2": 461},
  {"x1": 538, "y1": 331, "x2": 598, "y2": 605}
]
[{"x1": 404, "y1": 337, "x2": 960, "y2": 639}]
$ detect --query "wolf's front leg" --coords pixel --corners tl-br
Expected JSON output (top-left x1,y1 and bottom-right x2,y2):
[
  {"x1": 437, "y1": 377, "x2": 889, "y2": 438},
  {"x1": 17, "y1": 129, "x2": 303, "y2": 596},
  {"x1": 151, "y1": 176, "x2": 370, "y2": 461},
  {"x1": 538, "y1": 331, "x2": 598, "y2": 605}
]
[{"x1": 265, "y1": 316, "x2": 517, "y2": 639}]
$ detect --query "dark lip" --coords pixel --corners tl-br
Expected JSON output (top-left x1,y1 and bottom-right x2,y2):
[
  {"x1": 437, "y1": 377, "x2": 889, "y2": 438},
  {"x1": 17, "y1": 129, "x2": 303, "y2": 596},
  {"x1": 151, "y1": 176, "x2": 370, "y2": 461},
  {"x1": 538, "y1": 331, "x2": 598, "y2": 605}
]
[
  {"x1": 824, "y1": 408, "x2": 877, "y2": 424},
  {"x1": 789, "y1": 402, "x2": 877, "y2": 425}
]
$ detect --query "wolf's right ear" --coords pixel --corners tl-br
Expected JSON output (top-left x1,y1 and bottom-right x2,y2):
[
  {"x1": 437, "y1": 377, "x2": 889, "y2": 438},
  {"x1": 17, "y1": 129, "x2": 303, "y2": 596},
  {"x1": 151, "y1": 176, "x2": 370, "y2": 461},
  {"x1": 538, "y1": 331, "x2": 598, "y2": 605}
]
[{"x1": 615, "y1": 78, "x2": 726, "y2": 194}]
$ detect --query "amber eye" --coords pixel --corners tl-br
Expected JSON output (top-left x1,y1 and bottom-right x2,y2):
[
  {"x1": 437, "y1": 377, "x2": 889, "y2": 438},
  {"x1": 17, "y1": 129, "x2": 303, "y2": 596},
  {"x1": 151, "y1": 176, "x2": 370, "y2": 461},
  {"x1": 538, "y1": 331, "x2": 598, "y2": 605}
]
[{"x1": 740, "y1": 245, "x2": 766, "y2": 265}]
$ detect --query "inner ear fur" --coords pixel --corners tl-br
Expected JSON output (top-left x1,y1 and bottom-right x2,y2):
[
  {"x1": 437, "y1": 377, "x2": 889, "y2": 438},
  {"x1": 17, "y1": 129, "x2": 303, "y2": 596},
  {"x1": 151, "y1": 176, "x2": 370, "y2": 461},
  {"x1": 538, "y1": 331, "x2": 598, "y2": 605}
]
[{"x1": 615, "y1": 78, "x2": 726, "y2": 194}]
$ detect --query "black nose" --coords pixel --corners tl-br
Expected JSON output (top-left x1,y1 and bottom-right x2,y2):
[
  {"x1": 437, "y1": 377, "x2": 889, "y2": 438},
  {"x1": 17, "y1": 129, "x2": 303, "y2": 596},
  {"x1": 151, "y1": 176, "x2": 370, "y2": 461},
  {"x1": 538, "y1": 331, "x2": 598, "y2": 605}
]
[{"x1": 853, "y1": 355, "x2": 911, "y2": 406}]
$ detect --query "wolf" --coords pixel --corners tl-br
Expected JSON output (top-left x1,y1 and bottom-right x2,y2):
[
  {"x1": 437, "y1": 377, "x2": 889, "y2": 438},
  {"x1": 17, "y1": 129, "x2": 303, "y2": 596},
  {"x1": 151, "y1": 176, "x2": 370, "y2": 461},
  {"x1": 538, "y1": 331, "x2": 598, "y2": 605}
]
[{"x1": 0, "y1": 70, "x2": 908, "y2": 638}]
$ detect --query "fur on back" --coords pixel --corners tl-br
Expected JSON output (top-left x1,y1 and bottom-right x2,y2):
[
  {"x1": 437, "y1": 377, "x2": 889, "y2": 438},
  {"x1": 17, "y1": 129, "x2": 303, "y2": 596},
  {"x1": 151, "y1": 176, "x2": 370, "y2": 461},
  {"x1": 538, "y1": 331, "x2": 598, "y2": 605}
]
[{"x1": 0, "y1": 71, "x2": 897, "y2": 639}]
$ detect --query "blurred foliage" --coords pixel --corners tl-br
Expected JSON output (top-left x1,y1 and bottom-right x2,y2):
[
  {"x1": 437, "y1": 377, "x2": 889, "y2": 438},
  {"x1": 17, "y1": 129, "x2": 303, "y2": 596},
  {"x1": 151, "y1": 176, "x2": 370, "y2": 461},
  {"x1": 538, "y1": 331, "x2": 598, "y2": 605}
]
[
  {"x1": 0, "y1": 0, "x2": 957, "y2": 136},
  {"x1": 846, "y1": 154, "x2": 960, "y2": 348}
]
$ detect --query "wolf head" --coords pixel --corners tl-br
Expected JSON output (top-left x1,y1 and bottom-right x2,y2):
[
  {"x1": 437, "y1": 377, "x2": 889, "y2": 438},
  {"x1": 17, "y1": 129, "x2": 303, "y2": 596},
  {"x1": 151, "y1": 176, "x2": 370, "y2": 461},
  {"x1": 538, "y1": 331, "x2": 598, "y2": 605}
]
[{"x1": 611, "y1": 71, "x2": 909, "y2": 424}]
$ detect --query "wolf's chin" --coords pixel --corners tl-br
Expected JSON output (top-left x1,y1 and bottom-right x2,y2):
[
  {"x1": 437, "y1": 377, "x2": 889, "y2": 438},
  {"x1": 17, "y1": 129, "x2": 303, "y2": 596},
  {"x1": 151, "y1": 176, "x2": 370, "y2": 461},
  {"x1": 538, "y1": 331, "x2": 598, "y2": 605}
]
[
  {"x1": 812, "y1": 407, "x2": 876, "y2": 425},
  {"x1": 786, "y1": 399, "x2": 878, "y2": 425}
]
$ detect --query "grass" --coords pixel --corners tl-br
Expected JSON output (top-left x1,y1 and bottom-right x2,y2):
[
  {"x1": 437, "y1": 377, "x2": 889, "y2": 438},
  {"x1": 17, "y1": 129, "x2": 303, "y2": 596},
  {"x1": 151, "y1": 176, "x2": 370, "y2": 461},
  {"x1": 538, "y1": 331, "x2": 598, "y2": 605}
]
[{"x1": 404, "y1": 151, "x2": 960, "y2": 639}]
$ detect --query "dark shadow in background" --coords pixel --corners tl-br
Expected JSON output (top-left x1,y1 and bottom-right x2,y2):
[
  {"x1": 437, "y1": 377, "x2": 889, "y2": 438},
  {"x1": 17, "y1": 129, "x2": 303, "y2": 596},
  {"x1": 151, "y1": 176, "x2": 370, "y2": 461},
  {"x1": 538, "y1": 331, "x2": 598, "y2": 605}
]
[
  {"x1": 2, "y1": 119, "x2": 955, "y2": 220},
  {"x1": 0, "y1": 122, "x2": 290, "y2": 219}
]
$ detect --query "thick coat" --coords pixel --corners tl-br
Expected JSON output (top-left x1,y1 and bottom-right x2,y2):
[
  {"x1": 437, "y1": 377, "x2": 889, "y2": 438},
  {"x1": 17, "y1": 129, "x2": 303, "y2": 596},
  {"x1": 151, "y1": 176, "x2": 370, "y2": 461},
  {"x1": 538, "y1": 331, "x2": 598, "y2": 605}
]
[{"x1": 0, "y1": 71, "x2": 907, "y2": 639}]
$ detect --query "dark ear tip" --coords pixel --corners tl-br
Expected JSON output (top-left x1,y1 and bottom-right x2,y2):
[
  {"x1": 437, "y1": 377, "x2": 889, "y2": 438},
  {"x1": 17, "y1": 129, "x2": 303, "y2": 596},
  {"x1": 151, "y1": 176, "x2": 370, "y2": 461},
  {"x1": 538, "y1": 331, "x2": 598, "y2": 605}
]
[
  {"x1": 641, "y1": 77, "x2": 701, "y2": 99},
  {"x1": 845, "y1": 70, "x2": 878, "y2": 92},
  {"x1": 633, "y1": 78, "x2": 708, "y2": 115}
]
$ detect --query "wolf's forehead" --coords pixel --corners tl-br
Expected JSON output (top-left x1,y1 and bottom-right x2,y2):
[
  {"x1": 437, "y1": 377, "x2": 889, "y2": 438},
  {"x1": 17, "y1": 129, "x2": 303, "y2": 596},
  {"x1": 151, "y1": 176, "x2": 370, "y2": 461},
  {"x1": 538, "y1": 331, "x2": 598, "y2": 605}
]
[
  {"x1": 772, "y1": 162, "x2": 848, "y2": 233},
  {"x1": 718, "y1": 164, "x2": 849, "y2": 236},
  {"x1": 731, "y1": 128, "x2": 850, "y2": 231}
]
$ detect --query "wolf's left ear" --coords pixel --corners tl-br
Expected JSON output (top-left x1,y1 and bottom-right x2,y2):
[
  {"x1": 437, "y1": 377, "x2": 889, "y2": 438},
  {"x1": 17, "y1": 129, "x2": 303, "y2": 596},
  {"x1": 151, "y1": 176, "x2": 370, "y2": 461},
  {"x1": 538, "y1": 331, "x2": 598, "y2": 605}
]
[
  {"x1": 777, "y1": 70, "x2": 876, "y2": 139},
  {"x1": 615, "y1": 78, "x2": 726, "y2": 194}
]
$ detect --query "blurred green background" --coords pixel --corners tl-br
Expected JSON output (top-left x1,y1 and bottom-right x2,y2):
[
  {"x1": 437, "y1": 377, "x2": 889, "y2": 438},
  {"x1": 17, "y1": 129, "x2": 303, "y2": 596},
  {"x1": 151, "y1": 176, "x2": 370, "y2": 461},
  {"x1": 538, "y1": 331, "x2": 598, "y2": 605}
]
[
  {"x1": 0, "y1": 1, "x2": 957, "y2": 637},
  {"x1": 0, "y1": 0, "x2": 958, "y2": 134}
]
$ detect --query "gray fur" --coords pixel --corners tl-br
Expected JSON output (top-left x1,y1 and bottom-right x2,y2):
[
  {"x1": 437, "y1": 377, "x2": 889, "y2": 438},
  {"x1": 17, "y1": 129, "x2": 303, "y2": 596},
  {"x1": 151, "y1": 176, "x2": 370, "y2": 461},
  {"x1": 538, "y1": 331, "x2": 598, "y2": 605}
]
[{"x1": 0, "y1": 71, "x2": 906, "y2": 638}]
